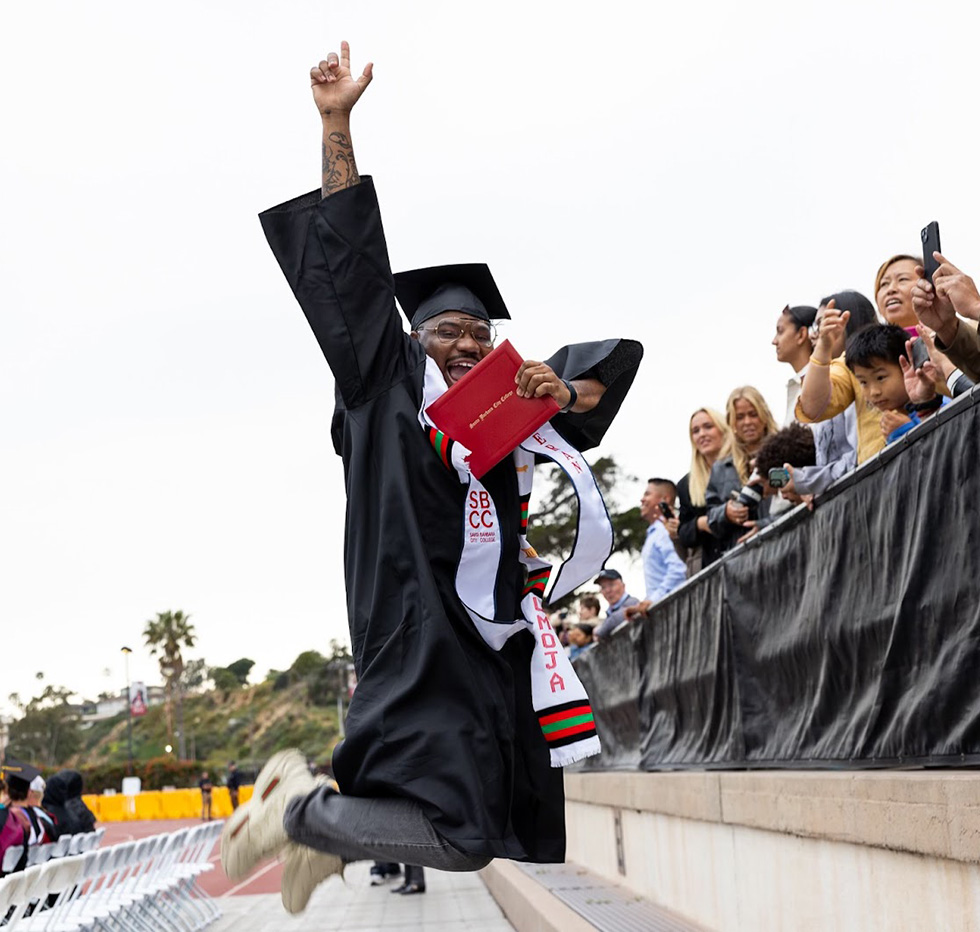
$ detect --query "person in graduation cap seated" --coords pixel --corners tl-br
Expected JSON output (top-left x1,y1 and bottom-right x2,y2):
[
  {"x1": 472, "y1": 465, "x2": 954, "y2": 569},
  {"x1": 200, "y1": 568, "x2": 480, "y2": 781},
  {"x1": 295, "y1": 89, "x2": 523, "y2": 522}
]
[
  {"x1": 220, "y1": 41, "x2": 643, "y2": 915},
  {"x1": 2, "y1": 760, "x2": 56, "y2": 849},
  {"x1": 1, "y1": 774, "x2": 33, "y2": 876}
]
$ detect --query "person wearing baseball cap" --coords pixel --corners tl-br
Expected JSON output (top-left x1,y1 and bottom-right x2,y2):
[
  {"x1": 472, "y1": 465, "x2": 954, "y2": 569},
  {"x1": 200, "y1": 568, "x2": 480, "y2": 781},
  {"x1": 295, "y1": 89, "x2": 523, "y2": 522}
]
[{"x1": 593, "y1": 569, "x2": 640, "y2": 640}]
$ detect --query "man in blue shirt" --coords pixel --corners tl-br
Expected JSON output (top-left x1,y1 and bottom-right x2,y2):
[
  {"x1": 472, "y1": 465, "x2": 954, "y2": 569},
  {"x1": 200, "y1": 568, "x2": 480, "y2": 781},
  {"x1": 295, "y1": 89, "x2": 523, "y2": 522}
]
[{"x1": 627, "y1": 479, "x2": 687, "y2": 621}]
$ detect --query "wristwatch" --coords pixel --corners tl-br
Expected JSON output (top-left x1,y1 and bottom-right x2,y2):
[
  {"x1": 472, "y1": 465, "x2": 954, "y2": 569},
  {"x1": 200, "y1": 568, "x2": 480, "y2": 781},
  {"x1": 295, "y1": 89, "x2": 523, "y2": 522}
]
[{"x1": 560, "y1": 379, "x2": 578, "y2": 413}]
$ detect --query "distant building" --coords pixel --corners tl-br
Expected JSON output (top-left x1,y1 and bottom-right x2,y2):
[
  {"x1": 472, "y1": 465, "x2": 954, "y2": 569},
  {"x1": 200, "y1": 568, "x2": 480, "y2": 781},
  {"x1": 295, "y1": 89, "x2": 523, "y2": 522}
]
[{"x1": 79, "y1": 685, "x2": 165, "y2": 723}]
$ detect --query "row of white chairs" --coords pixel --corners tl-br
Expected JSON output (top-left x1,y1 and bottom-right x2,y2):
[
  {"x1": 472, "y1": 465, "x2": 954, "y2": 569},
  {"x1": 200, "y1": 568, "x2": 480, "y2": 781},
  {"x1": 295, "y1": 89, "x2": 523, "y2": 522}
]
[
  {"x1": 0, "y1": 821, "x2": 222, "y2": 931},
  {"x1": 2, "y1": 829, "x2": 108, "y2": 876}
]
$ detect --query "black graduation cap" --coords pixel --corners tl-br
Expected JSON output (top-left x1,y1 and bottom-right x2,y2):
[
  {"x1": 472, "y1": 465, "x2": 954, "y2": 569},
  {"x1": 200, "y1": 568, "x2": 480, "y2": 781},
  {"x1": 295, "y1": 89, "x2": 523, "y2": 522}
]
[
  {"x1": 2, "y1": 758, "x2": 41, "y2": 794},
  {"x1": 393, "y1": 263, "x2": 511, "y2": 330}
]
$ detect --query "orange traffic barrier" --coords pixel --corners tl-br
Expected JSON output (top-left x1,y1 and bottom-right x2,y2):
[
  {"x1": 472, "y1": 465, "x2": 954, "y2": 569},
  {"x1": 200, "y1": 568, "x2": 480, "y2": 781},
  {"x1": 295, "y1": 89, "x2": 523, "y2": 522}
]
[{"x1": 82, "y1": 785, "x2": 254, "y2": 821}]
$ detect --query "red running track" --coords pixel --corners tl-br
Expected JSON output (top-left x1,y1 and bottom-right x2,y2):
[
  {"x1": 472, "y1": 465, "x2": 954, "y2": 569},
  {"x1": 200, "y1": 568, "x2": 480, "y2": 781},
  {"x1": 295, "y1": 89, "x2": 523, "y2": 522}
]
[{"x1": 99, "y1": 818, "x2": 284, "y2": 897}]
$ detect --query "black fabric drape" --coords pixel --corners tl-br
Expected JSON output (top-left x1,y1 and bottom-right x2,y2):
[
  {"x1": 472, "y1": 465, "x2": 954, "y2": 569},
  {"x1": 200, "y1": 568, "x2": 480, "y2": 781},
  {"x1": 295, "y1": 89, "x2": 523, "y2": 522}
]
[{"x1": 576, "y1": 391, "x2": 980, "y2": 769}]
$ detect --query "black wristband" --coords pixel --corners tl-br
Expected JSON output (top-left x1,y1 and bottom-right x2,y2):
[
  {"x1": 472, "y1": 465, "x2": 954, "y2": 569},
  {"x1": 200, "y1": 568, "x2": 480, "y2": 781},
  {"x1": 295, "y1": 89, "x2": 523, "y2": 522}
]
[
  {"x1": 909, "y1": 395, "x2": 942, "y2": 413},
  {"x1": 560, "y1": 379, "x2": 578, "y2": 412}
]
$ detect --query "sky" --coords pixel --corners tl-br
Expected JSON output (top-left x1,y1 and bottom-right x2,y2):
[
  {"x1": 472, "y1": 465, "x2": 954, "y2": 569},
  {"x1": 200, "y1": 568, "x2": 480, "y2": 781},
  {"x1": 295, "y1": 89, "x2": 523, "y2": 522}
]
[{"x1": 4, "y1": 0, "x2": 980, "y2": 716}]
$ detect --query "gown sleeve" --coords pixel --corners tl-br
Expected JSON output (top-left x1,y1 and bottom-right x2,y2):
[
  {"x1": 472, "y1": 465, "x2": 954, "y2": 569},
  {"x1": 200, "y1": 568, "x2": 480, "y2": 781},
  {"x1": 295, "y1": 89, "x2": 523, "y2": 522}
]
[
  {"x1": 544, "y1": 339, "x2": 644, "y2": 451},
  {"x1": 259, "y1": 178, "x2": 416, "y2": 409}
]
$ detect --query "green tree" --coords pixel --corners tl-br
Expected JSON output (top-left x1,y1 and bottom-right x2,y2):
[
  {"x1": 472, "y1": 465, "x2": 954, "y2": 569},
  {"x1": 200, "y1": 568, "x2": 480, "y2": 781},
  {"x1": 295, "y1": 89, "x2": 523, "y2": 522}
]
[
  {"x1": 326, "y1": 639, "x2": 352, "y2": 662},
  {"x1": 528, "y1": 456, "x2": 647, "y2": 608},
  {"x1": 290, "y1": 650, "x2": 327, "y2": 678},
  {"x1": 7, "y1": 685, "x2": 82, "y2": 766},
  {"x1": 210, "y1": 667, "x2": 240, "y2": 697},
  {"x1": 143, "y1": 609, "x2": 197, "y2": 760},
  {"x1": 226, "y1": 658, "x2": 255, "y2": 686},
  {"x1": 306, "y1": 641, "x2": 354, "y2": 707},
  {"x1": 178, "y1": 658, "x2": 208, "y2": 692}
]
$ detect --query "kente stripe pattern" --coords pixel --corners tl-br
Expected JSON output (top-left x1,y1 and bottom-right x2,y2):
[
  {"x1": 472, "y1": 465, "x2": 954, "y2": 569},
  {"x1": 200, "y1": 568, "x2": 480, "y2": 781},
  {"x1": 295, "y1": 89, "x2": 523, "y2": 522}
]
[
  {"x1": 519, "y1": 493, "x2": 531, "y2": 533},
  {"x1": 523, "y1": 567, "x2": 551, "y2": 598},
  {"x1": 537, "y1": 699, "x2": 597, "y2": 748},
  {"x1": 426, "y1": 427, "x2": 455, "y2": 470}
]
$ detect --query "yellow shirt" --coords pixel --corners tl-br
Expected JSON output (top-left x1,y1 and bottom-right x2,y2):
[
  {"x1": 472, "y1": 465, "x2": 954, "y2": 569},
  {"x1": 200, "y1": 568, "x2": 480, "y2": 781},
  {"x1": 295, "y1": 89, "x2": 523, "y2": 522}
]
[{"x1": 795, "y1": 356, "x2": 886, "y2": 464}]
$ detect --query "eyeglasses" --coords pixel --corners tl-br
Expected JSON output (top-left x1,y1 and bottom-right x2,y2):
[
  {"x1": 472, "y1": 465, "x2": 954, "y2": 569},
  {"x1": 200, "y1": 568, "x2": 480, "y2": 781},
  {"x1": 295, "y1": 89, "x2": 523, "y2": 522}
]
[{"x1": 417, "y1": 318, "x2": 496, "y2": 347}]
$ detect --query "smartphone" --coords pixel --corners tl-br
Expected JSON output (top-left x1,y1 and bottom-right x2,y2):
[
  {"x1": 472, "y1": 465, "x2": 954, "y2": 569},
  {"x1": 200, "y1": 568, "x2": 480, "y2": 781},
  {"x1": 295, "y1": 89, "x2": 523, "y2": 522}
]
[
  {"x1": 658, "y1": 501, "x2": 674, "y2": 519},
  {"x1": 921, "y1": 221, "x2": 941, "y2": 283},
  {"x1": 910, "y1": 338, "x2": 930, "y2": 370},
  {"x1": 768, "y1": 467, "x2": 790, "y2": 489}
]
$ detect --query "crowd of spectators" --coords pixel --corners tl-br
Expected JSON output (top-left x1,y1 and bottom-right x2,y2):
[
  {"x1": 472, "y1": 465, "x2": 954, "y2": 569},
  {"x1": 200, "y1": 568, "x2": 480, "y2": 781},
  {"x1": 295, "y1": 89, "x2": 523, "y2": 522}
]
[{"x1": 557, "y1": 247, "x2": 980, "y2": 650}]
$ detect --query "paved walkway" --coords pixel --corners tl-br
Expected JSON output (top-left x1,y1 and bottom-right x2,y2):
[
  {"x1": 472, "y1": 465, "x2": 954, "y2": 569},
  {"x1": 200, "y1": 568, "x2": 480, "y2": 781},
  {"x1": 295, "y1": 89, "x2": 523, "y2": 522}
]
[
  {"x1": 99, "y1": 818, "x2": 514, "y2": 929},
  {"x1": 209, "y1": 861, "x2": 515, "y2": 931}
]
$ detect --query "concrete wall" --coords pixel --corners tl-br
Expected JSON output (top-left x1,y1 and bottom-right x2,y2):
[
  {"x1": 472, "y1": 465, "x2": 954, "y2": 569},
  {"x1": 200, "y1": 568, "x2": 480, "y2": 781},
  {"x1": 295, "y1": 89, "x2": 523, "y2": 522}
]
[{"x1": 564, "y1": 771, "x2": 980, "y2": 931}]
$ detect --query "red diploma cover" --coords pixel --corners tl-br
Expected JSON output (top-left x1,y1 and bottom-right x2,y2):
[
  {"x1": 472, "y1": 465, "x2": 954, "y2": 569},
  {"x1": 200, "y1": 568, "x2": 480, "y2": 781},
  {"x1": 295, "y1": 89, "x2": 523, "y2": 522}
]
[{"x1": 425, "y1": 339, "x2": 561, "y2": 479}]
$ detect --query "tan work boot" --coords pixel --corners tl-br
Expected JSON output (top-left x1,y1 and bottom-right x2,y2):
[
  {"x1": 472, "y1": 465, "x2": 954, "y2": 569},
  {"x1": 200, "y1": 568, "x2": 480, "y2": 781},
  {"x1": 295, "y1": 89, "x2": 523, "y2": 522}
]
[
  {"x1": 280, "y1": 843, "x2": 345, "y2": 914},
  {"x1": 220, "y1": 749, "x2": 316, "y2": 881}
]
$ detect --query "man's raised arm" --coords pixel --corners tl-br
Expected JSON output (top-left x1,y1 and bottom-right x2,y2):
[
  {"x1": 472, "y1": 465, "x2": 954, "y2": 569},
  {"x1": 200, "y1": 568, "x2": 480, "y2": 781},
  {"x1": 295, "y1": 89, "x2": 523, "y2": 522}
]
[
  {"x1": 310, "y1": 41, "x2": 374, "y2": 197},
  {"x1": 260, "y1": 44, "x2": 412, "y2": 409}
]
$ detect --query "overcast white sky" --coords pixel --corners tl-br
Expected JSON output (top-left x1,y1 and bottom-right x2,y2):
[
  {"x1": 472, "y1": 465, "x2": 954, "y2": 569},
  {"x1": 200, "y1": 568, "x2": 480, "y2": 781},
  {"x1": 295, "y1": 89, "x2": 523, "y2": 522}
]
[{"x1": 4, "y1": 0, "x2": 980, "y2": 718}]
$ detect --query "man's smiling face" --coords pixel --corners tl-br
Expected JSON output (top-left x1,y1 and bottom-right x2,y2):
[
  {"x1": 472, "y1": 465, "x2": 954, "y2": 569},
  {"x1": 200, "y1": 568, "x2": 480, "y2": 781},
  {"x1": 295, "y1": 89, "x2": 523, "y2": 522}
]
[{"x1": 412, "y1": 311, "x2": 495, "y2": 387}]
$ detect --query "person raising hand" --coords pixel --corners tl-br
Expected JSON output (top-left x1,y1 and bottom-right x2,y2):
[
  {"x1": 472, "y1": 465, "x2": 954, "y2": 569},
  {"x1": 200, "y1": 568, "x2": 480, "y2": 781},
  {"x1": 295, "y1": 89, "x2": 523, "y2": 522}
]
[
  {"x1": 310, "y1": 41, "x2": 374, "y2": 196},
  {"x1": 911, "y1": 252, "x2": 980, "y2": 383}
]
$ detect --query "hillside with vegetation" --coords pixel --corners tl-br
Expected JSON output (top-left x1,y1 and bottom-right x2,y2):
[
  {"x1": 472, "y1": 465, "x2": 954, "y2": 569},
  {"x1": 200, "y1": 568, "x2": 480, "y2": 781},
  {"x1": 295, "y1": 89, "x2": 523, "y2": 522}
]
[
  {"x1": 5, "y1": 646, "x2": 353, "y2": 792},
  {"x1": 3, "y1": 458, "x2": 644, "y2": 792}
]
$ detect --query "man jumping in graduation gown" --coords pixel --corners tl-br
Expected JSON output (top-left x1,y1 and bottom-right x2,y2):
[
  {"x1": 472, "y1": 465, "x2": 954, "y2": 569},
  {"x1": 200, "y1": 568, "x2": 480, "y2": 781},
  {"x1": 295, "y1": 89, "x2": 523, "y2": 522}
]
[{"x1": 220, "y1": 41, "x2": 643, "y2": 914}]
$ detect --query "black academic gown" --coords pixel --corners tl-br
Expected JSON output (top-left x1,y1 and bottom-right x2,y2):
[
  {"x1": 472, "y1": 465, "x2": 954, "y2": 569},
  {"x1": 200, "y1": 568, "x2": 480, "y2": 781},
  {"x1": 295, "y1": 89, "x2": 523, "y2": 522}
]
[{"x1": 260, "y1": 178, "x2": 641, "y2": 862}]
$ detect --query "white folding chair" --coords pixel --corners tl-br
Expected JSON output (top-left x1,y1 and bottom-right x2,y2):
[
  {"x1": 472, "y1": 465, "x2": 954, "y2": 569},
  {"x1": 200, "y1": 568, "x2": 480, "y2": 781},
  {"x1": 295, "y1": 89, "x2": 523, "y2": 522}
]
[
  {"x1": 47, "y1": 836, "x2": 72, "y2": 860},
  {"x1": 11, "y1": 853, "x2": 88, "y2": 931},
  {"x1": 54, "y1": 844, "x2": 118, "y2": 930},
  {"x1": 27, "y1": 845, "x2": 55, "y2": 868},
  {"x1": 75, "y1": 836, "x2": 98, "y2": 855},
  {"x1": 2, "y1": 863, "x2": 43, "y2": 927},
  {"x1": 3, "y1": 843, "x2": 27, "y2": 874},
  {"x1": 0, "y1": 870, "x2": 29, "y2": 927}
]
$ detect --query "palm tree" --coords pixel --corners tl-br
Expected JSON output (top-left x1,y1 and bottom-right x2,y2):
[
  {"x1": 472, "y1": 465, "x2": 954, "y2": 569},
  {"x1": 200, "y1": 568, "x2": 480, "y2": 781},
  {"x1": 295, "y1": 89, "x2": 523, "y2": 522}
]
[{"x1": 143, "y1": 609, "x2": 196, "y2": 759}]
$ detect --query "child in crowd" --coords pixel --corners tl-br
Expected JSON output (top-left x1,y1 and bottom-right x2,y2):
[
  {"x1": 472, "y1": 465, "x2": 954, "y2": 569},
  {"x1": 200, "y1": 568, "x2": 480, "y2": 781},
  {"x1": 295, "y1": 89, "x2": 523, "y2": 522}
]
[
  {"x1": 845, "y1": 324, "x2": 946, "y2": 443},
  {"x1": 567, "y1": 623, "x2": 595, "y2": 661},
  {"x1": 578, "y1": 595, "x2": 601, "y2": 623}
]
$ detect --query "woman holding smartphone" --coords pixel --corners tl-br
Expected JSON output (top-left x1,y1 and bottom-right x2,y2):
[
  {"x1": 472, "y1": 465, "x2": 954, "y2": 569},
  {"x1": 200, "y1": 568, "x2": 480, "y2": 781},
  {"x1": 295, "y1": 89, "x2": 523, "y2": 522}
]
[{"x1": 705, "y1": 387, "x2": 779, "y2": 553}]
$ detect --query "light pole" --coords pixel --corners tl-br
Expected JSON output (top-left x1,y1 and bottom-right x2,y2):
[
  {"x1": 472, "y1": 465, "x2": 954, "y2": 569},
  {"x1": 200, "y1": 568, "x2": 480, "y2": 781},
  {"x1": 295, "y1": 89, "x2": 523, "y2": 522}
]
[
  {"x1": 336, "y1": 663, "x2": 347, "y2": 739},
  {"x1": 121, "y1": 646, "x2": 134, "y2": 775}
]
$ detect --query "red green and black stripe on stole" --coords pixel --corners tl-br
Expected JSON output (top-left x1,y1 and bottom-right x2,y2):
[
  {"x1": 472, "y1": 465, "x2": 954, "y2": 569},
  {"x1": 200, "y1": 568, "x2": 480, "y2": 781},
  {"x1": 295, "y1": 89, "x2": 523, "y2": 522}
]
[
  {"x1": 426, "y1": 427, "x2": 455, "y2": 470},
  {"x1": 523, "y1": 567, "x2": 551, "y2": 598},
  {"x1": 537, "y1": 700, "x2": 597, "y2": 749},
  {"x1": 519, "y1": 493, "x2": 531, "y2": 534}
]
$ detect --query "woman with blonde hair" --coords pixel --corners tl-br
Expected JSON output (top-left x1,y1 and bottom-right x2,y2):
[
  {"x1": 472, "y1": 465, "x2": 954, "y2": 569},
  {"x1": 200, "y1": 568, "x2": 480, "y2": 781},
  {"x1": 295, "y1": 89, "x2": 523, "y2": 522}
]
[
  {"x1": 704, "y1": 387, "x2": 779, "y2": 554},
  {"x1": 675, "y1": 407, "x2": 732, "y2": 573}
]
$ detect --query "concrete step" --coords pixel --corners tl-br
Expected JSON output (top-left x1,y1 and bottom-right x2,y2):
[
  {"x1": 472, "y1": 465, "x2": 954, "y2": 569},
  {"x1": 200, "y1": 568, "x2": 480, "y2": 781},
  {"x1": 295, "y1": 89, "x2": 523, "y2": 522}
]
[{"x1": 482, "y1": 859, "x2": 709, "y2": 932}]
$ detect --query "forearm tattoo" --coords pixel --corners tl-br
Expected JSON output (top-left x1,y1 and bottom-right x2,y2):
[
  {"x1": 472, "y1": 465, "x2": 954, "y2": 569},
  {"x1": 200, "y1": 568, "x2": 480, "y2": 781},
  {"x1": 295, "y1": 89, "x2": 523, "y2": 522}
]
[{"x1": 321, "y1": 131, "x2": 360, "y2": 197}]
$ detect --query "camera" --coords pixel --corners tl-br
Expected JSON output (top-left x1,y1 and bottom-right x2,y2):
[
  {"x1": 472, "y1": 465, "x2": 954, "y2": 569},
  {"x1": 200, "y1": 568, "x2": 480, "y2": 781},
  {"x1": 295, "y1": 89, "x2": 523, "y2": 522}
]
[{"x1": 732, "y1": 480, "x2": 764, "y2": 515}]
